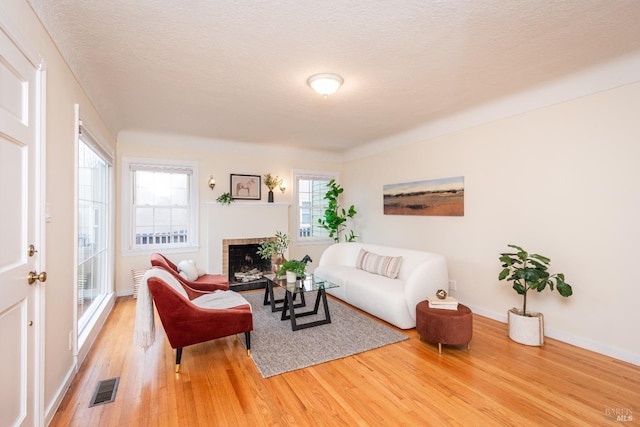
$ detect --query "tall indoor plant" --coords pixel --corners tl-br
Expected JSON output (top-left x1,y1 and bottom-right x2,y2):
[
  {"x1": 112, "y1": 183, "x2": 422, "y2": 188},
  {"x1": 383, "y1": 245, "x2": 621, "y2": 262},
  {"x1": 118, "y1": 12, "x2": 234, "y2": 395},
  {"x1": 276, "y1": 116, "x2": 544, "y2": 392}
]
[
  {"x1": 318, "y1": 179, "x2": 357, "y2": 242},
  {"x1": 498, "y1": 244, "x2": 573, "y2": 346}
]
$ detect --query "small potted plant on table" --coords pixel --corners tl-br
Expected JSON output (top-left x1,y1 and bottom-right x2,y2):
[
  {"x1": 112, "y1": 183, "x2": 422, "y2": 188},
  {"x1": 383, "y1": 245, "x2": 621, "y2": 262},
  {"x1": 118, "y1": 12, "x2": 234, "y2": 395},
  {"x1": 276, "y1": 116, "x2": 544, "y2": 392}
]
[
  {"x1": 278, "y1": 260, "x2": 307, "y2": 283},
  {"x1": 498, "y1": 244, "x2": 573, "y2": 346}
]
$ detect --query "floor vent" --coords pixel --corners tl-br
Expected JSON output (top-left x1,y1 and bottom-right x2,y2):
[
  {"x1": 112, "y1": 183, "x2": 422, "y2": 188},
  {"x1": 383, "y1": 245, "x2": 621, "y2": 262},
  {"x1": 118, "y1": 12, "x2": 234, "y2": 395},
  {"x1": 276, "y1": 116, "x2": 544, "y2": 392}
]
[{"x1": 89, "y1": 377, "x2": 119, "y2": 407}]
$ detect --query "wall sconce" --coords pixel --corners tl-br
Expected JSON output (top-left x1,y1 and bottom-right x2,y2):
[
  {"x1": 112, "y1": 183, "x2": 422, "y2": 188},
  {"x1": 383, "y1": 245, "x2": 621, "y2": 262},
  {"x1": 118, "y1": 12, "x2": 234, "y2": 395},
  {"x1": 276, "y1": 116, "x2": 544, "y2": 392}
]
[
  {"x1": 279, "y1": 182, "x2": 286, "y2": 193},
  {"x1": 208, "y1": 175, "x2": 216, "y2": 190}
]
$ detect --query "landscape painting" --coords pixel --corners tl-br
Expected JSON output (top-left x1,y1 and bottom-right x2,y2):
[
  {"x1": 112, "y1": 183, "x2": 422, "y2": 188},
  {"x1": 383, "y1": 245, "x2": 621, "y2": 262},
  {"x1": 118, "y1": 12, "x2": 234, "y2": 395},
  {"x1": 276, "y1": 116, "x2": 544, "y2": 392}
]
[{"x1": 383, "y1": 176, "x2": 464, "y2": 216}]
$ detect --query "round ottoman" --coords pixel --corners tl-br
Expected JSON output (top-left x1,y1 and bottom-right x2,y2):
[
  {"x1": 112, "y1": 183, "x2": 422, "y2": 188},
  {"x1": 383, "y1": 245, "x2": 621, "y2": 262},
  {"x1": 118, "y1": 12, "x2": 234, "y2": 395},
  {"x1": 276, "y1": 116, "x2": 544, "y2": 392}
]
[{"x1": 416, "y1": 301, "x2": 473, "y2": 354}]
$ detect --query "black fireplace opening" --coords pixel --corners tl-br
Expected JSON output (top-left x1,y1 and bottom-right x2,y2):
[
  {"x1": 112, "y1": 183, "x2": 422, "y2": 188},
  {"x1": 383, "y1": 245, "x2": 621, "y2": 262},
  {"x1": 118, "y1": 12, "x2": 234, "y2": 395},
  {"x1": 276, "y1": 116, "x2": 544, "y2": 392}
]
[{"x1": 228, "y1": 243, "x2": 271, "y2": 290}]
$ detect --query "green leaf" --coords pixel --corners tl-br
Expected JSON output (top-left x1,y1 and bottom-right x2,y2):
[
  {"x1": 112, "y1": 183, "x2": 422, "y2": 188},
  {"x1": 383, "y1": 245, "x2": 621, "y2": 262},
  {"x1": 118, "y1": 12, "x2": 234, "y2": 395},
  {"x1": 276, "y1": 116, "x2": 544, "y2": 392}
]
[
  {"x1": 498, "y1": 268, "x2": 510, "y2": 280},
  {"x1": 513, "y1": 283, "x2": 526, "y2": 295},
  {"x1": 556, "y1": 280, "x2": 573, "y2": 297},
  {"x1": 530, "y1": 253, "x2": 550, "y2": 264}
]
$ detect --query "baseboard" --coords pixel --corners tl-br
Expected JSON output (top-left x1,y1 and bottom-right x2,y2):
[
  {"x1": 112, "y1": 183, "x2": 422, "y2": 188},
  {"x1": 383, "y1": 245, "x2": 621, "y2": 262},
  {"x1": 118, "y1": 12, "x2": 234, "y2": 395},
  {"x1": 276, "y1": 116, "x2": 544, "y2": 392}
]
[
  {"x1": 45, "y1": 362, "x2": 77, "y2": 425},
  {"x1": 468, "y1": 305, "x2": 639, "y2": 366}
]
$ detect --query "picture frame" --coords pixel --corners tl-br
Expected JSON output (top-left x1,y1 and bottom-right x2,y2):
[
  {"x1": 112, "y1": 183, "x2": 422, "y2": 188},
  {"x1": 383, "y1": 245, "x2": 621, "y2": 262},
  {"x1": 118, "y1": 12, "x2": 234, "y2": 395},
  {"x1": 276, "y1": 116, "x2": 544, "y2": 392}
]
[{"x1": 230, "y1": 174, "x2": 261, "y2": 200}]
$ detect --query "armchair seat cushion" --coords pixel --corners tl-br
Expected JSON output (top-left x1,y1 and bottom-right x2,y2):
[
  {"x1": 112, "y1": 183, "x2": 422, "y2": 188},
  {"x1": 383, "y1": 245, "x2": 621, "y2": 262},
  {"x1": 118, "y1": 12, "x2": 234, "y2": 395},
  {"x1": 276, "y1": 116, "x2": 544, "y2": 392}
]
[{"x1": 193, "y1": 290, "x2": 253, "y2": 311}]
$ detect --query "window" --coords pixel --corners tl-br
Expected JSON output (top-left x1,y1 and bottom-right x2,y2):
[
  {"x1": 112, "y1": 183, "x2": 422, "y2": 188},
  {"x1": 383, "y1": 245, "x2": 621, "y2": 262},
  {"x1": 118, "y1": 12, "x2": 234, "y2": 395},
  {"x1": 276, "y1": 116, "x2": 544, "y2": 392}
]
[
  {"x1": 121, "y1": 157, "x2": 199, "y2": 254},
  {"x1": 293, "y1": 170, "x2": 338, "y2": 242},
  {"x1": 77, "y1": 123, "x2": 113, "y2": 336}
]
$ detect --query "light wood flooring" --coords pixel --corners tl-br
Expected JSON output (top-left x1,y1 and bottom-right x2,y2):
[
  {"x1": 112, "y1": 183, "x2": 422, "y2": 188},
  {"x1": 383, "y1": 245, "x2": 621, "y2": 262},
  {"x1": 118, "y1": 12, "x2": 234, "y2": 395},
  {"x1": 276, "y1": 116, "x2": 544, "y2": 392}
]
[{"x1": 50, "y1": 294, "x2": 639, "y2": 426}]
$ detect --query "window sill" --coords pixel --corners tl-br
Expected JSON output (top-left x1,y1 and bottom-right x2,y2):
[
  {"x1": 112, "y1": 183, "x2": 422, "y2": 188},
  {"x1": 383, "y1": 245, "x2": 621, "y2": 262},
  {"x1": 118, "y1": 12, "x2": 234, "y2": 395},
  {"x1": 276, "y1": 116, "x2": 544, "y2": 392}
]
[{"x1": 121, "y1": 244, "x2": 200, "y2": 257}]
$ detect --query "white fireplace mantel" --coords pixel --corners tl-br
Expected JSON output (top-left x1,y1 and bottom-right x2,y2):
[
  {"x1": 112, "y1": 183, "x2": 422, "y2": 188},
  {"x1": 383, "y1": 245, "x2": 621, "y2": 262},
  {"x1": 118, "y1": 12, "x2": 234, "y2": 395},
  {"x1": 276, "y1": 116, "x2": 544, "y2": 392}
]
[{"x1": 205, "y1": 202, "x2": 290, "y2": 273}]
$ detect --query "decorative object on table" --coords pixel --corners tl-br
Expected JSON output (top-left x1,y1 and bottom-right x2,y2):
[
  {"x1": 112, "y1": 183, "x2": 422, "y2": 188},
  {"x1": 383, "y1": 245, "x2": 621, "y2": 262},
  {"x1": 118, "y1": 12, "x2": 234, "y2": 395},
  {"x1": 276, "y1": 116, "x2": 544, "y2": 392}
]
[
  {"x1": 300, "y1": 254, "x2": 312, "y2": 265},
  {"x1": 383, "y1": 176, "x2": 464, "y2": 216},
  {"x1": 436, "y1": 289, "x2": 447, "y2": 299},
  {"x1": 257, "y1": 231, "x2": 290, "y2": 274},
  {"x1": 498, "y1": 244, "x2": 573, "y2": 346},
  {"x1": 230, "y1": 174, "x2": 261, "y2": 200},
  {"x1": 426, "y1": 295, "x2": 459, "y2": 310},
  {"x1": 318, "y1": 179, "x2": 357, "y2": 242},
  {"x1": 278, "y1": 259, "x2": 307, "y2": 282},
  {"x1": 263, "y1": 173, "x2": 283, "y2": 203},
  {"x1": 216, "y1": 192, "x2": 233, "y2": 205}
]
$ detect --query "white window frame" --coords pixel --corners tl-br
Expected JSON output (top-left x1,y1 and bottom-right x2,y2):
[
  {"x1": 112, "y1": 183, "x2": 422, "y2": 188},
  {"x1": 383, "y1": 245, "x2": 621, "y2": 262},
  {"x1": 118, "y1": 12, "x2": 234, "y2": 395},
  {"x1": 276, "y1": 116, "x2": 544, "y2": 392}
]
[
  {"x1": 292, "y1": 169, "x2": 339, "y2": 244},
  {"x1": 120, "y1": 156, "x2": 199, "y2": 256}
]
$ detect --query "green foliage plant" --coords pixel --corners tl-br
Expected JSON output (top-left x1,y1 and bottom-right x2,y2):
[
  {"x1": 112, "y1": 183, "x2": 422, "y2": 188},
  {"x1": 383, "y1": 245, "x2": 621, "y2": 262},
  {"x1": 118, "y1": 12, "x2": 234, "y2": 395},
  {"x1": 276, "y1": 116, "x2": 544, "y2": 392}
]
[
  {"x1": 256, "y1": 231, "x2": 290, "y2": 260},
  {"x1": 498, "y1": 244, "x2": 573, "y2": 316},
  {"x1": 318, "y1": 179, "x2": 357, "y2": 242},
  {"x1": 216, "y1": 192, "x2": 233, "y2": 205},
  {"x1": 278, "y1": 259, "x2": 307, "y2": 279}
]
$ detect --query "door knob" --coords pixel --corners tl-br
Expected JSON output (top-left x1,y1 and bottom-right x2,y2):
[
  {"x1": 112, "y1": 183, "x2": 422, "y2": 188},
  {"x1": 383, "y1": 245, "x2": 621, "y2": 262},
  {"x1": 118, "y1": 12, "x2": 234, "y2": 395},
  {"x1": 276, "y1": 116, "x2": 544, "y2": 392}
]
[
  {"x1": 27, "y1": 244, "x2": 38, "y2": 257},
  {"x1": 27, "y1": 271, "x2": 47, "y2": 285}
]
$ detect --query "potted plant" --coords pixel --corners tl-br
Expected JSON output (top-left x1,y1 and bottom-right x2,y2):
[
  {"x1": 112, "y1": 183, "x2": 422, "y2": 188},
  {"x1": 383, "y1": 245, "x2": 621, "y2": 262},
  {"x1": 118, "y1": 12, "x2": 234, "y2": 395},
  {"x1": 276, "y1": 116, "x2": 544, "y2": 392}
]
[
  {"x1": 257, "y1": 230, "x2": 290, "y2": 274},
  {"x1": 216, "y1": 192, "x2": 233, "y2": 205},
  {"x1": 263, "y1": 173, "x2": 283, "y2": 203},
  {"x1": 498, "y1": 244, "x2": 573, "y2": 346},
  {"x1": 278, "y1": 259, "x2": 307, "y2": 282},
  {"x1": 318, "y1": 179, "x2": 357, "y2": 242}
]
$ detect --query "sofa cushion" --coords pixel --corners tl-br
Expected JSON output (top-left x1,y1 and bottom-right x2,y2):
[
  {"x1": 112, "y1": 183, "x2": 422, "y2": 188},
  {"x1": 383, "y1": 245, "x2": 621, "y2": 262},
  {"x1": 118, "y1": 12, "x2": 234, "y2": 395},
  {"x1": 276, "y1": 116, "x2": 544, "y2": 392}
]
[{"x1": 356, "y1": 249, "x2": 403, "y2": 279}]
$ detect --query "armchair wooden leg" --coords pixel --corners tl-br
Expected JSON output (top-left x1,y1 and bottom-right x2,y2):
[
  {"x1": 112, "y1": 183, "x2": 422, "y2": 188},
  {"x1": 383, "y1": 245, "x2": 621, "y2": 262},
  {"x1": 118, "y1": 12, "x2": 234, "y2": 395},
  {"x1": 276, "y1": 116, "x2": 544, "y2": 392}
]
[
  {"x1": 175, "y1": 347, "x2": 183, "y2": 373},
  {"x1": 245, "y1": 332, "x2": 251, "y2": 356}
]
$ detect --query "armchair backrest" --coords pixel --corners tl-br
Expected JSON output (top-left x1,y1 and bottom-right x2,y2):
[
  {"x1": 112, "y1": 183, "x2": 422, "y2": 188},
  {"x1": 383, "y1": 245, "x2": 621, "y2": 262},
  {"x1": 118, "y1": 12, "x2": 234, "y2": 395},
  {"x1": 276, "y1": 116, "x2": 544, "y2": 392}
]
[{"x1": 150, "y1": 252, "x2": 178, "y2": 272}]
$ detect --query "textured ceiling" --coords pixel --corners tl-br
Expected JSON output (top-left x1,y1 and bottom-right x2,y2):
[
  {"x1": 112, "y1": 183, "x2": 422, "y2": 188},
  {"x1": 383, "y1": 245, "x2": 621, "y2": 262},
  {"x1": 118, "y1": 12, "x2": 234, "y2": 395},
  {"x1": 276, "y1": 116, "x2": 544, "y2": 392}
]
[{"x1": 28, "y1": 0, "x2": 640, "y2": 152}]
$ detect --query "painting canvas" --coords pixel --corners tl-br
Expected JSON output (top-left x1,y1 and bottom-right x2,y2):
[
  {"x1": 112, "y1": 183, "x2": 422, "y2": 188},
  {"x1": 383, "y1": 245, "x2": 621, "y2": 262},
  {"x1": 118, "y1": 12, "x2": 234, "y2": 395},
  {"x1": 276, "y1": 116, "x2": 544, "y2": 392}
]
[
  {"x1": 230, "y1": 174, "x2": 261, "y2": 200},
  {"x1": 383, "y1": 176, "x2": 464, "y2": 216}
]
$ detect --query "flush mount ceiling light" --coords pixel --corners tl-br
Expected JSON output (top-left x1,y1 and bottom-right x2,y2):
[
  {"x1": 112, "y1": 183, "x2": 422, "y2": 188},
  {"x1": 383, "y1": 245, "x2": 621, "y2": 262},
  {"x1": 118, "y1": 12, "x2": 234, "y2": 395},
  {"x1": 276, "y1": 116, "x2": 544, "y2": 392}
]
[{"x1": 307, "y1": 73, "x2": 343, "y2": 98}]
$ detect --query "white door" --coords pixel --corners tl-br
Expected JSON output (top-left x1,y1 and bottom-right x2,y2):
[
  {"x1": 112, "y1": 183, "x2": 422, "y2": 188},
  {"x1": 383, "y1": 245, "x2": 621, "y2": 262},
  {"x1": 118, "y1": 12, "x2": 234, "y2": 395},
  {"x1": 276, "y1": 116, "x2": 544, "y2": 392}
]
[{"x1": 0, "y1": 23, "x2": 44, "y2": 427}]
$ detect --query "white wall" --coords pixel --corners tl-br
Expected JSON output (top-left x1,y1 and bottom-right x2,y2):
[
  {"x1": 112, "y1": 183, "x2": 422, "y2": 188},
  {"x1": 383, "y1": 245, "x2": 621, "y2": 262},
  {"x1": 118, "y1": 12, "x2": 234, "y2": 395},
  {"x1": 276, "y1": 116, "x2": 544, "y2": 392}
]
[
  {"x1": 341, "y1": 81, "x2": 640, "y2": 365},
  {"x1": 115, "y1": 130, "x2": 342, "y2": 295},
  {"x1": 2, "y1": 0, "x2": 118, "y2": 420}
]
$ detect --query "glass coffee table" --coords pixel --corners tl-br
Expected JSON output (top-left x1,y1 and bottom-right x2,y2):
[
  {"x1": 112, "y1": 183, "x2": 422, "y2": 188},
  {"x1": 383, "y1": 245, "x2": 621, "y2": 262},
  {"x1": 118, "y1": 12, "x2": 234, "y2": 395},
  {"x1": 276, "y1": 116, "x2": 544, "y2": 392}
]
[{"x1": 263, "y1": 274, "x2": 339, "y2": 331}]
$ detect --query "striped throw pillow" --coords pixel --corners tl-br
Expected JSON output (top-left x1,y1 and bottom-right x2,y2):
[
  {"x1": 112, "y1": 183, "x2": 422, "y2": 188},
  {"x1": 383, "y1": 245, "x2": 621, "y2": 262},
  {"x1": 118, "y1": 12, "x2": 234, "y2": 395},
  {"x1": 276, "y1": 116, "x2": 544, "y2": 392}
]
[
  {"x1": 131, "y1": 269, "x2": 148, "y2": 299},
  {"x1": 356, "y1": 249, "x2": 403, "y2": 279}
]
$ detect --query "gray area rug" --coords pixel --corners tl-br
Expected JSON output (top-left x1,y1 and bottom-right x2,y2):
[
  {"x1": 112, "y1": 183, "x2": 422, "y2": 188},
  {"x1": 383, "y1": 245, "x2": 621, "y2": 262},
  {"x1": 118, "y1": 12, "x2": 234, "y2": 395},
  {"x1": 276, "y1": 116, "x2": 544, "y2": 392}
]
[{"x1": 239, "y1": 289, "x2": 408, "y2": 378}]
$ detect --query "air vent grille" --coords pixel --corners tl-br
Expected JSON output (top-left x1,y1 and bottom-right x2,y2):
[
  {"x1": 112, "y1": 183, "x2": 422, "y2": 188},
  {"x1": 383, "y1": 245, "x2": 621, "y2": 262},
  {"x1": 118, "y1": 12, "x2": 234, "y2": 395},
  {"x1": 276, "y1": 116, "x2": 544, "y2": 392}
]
[{"x1": 89, "y1": 377, "x2": 119, "y2": 407}]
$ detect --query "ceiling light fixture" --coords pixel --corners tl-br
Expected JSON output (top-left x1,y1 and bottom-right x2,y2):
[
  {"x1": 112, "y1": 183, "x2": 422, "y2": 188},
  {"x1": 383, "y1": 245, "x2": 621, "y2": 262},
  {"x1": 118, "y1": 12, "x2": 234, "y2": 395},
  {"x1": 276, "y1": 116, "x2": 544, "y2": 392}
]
[{"x1": 307, "y1": 73, "x2": 343, "y2": 98}]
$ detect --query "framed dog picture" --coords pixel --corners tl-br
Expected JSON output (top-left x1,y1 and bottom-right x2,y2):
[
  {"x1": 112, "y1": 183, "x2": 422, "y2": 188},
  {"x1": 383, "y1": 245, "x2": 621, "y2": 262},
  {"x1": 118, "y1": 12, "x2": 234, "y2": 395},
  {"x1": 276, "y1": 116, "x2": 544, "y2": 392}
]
[{"x1": 230, "y1": 174, "x2": 261, "y2": 200}]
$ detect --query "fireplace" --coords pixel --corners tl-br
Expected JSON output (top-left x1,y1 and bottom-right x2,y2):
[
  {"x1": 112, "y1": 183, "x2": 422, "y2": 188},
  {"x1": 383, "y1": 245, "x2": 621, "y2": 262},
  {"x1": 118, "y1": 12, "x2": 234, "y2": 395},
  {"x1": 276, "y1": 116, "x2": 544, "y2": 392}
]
[{"x1": 223, "y1": 237, "x2": 274, "y2": 291}]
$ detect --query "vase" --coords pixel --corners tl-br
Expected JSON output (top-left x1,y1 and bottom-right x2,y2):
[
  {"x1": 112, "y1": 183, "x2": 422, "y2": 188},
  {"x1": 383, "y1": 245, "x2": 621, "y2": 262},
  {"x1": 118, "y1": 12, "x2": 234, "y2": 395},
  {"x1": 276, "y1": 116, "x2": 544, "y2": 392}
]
[
  {"x1": 508, "y1": 308, "x2": 544, "y2": 346},
  {"x1": 286, "y1": 271, "x2": 297, "y2": 283},
  {"x1": 271, "y1": 253, "x2": 286, "y2": 275},
  {"x1": 268, "y1": 190, "x2": 274, "y2": 203}
]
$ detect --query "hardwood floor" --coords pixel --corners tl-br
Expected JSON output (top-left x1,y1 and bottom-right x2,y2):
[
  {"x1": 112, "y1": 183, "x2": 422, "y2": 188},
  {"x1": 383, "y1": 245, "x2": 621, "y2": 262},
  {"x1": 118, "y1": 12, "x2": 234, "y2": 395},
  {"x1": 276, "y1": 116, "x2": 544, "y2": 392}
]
[{"x1": 50, "y1": 294, "x2": 639, "y2": 426}]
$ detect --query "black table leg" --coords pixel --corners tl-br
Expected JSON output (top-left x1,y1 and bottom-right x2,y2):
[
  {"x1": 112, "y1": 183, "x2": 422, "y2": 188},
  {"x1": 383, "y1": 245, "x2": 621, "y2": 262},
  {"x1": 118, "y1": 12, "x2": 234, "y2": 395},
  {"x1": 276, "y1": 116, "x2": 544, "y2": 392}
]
[{"x1": 281, "y1": 288, "x2": 332, "y2": 331}]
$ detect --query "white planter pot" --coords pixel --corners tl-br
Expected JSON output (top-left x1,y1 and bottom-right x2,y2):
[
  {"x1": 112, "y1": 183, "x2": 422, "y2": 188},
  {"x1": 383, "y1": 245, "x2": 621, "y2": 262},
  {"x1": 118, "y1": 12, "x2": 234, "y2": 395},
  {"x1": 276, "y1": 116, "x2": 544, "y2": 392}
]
[
  {"x1": 507, "y1": 309, "x2": 544, "y2": 346},
  {"x1": 286, "y1": 271, "x2": 297, "y2": 283}
]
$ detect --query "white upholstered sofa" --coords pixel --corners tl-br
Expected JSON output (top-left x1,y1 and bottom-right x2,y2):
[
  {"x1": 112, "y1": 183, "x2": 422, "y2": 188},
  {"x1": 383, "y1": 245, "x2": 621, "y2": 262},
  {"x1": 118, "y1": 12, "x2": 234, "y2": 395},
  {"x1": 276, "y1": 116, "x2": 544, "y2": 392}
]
[{"x1": 313, "y1": 242, "x2": 449, "y2": 329}]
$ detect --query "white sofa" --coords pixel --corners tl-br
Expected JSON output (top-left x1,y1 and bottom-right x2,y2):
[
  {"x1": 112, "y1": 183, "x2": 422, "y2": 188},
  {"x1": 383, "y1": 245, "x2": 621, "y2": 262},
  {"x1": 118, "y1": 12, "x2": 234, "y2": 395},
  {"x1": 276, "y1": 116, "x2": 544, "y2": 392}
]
[{"x1": 313, "y1": 242, "x2": 449, "y2": 329}]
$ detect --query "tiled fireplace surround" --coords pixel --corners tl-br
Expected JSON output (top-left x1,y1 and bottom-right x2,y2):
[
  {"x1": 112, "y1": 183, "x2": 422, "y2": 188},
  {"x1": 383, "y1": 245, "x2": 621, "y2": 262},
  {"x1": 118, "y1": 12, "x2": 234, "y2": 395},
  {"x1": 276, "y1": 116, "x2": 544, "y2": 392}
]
[{"x1": 222, "y1": 236, "x2": 274, "y2": 282}]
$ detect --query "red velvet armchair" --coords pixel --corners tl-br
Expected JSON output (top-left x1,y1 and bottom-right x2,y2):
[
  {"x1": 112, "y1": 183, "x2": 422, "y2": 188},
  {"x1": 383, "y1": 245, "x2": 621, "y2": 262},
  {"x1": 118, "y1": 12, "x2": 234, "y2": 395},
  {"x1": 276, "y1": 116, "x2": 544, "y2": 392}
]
[
  {"x1": 146, "y1": 271, "x2": 252, "y2": 372},
  {"x1": 150, "y1": 252, "x2": 229, "y2": 292}
]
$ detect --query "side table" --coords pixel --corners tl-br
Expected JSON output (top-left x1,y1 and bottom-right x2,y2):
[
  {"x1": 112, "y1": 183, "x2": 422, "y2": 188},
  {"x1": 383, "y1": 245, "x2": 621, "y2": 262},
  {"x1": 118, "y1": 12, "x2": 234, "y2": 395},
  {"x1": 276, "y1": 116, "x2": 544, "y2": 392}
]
[{"x1": 416, "y1": 301, "x2": 473, "y2": 354}]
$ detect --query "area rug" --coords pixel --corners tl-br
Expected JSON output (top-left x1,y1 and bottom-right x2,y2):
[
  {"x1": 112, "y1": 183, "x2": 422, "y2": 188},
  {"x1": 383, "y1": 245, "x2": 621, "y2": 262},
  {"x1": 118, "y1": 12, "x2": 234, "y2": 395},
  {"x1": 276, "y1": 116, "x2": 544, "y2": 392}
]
[{"x1": 239, "y1": 289, "x2": 408, "y2": 378}]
